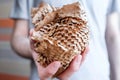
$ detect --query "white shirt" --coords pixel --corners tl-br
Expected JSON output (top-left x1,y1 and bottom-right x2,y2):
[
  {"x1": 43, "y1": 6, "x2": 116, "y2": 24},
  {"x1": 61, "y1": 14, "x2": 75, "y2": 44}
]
[{"x1": 11, "y1": 0, "x2": 120, "y2": 80}]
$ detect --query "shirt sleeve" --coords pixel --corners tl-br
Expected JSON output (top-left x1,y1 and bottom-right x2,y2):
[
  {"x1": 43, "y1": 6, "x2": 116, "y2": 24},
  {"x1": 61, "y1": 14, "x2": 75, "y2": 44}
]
[
  {"x1": 107, "y1": 0, "x2": 120, "y2": 14},
  {"x1": 10, "y1": 0, "x2": 29, "y2": 19}
]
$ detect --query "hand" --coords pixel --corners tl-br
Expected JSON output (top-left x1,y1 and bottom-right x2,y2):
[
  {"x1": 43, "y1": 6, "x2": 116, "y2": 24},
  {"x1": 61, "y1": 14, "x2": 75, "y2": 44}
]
[
  {"x1": 30, "y1": 29, "x2": 61, "y2": 80},
  {"x1": 57, "y1": 47, "x2": 89, "y2": 80},
  {"x1": 31, "y1": 50, "x2": 61, "y2": 80},
  {"x1": 29, "y1": 29, "x2": 89, "y2": 80}
]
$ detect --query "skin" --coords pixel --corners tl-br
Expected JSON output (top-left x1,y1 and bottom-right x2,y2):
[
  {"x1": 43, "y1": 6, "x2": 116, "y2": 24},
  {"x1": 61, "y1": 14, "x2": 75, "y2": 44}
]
[
  {"x1": 29, "y1": 29, "x2": 88, "y2": 80},
  {"x1": 11, "y1": 14, "x2": 120, "y2": 80},
  {"x1": 11, "y1": 19, "x2": 88, "y2": 80},
  {"x1": 105, "y1": 13, "x2": 120, "y2": 80},
  {"x1": 11, "y1": 19, "x2": 32, "y2": 58}
]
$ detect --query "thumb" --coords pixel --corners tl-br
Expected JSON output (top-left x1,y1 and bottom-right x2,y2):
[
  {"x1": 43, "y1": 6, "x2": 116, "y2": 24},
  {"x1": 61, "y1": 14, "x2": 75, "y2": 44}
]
[
  {"x1": 29, "y1": 28, "x2": 34, "y2": 36},
  {"x1": 43, "y1": 61, "x2": 61, "y2": 78}
]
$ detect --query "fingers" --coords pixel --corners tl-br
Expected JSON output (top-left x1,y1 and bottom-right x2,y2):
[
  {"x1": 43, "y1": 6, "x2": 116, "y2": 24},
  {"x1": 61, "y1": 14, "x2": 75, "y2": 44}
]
[
  {"x1": 32, "y1": 50, "x2": 61, "y2": 80},
  {"x1": 29, "y1": 28, "x2": 34, "y2": 36},
  {"x1": 41, "y1": 61, "x2": 61, "y2": 79},
  {"x1": 58, "y1": 55, "x2": 82, "y2": 80},
  {"x1": 81, "y1": 47, "x2": 89, "y2": 64},
  {"x1": 29, "y1": 29, "x2": 36, "y2": 49},
  {"x1": 30, "y1": 29, "x2": 61, "y2": 79},
  {"x1": 37, "y1": 61, "x2": 61, "y2": 80},
  {"x1": 83, "y1": 47, "x2": 89, "y2": 54}
]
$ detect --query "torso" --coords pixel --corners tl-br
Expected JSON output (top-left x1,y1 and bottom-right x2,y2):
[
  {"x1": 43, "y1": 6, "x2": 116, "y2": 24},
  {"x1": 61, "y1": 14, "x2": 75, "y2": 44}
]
[{"x1": 30, "y1": 0, "x2": 111, "y2": 80}]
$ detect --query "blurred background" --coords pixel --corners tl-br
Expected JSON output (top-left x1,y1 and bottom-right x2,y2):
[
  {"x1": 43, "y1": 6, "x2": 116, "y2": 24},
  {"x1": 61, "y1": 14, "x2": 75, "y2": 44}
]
[{"x1": 0, "y1": 0, "x2": 30, "y2": 80}]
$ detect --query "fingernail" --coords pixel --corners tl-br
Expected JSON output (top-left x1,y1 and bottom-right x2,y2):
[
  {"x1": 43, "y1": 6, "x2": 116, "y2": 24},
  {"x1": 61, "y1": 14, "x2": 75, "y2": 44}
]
[
  {"x1": 54, "y1": 61, "x2": 61, "y2": 68},
  {"x1": 76, "y1": 55, "x2": 82, "y2": 63}
]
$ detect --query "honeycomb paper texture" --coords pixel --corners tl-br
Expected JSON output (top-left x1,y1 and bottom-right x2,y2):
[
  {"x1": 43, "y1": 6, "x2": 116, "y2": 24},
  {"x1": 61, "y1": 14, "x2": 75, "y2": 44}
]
[{"x1": 31, "y1": 2, "x2": 89, "y2": 77}]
